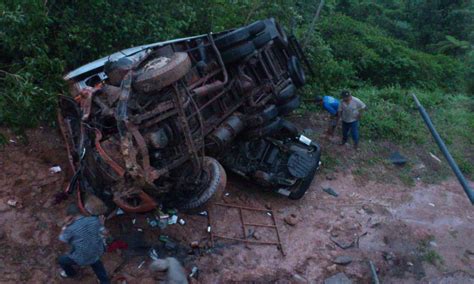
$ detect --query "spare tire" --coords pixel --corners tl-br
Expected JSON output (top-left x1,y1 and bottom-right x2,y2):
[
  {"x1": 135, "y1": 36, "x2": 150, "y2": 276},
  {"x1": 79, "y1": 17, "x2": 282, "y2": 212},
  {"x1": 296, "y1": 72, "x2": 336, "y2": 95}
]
[
  {"x1": 288, "y1": 56, "x2": 305, "y2": 88},
  {"x1": 134, "y1": 52, "x2": 191, "y2": 93},
  {"x1": 178, "y1": 157, "x2": 227, "y2": 210},
  {"x1": 221, "y1": 41, "x2": 256, "y2": 64}
]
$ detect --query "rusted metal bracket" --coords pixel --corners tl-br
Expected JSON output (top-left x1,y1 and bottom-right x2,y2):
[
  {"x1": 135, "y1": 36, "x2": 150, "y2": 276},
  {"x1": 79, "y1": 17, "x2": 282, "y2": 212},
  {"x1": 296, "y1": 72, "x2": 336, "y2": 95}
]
[{"x1": 208, "y1": 202, "x2": 285, "y2": 256}]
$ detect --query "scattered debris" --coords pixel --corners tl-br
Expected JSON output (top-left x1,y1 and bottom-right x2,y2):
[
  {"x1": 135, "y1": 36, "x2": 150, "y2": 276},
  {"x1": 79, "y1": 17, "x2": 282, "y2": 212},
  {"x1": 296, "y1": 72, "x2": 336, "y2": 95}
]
[
  {"x1": 116, "y1": 208, "x2": 125, "y2": 215},
  {"x1": 429, "y1": 241, "x2": 438, "y2": 247},
  {"x1": 7, "y1": 198, "x2": 18, "y2": 207},
  {"x1": 198, "y1": 211, "x2": 208, "y2": 216},
  {"x1": 407, "y1": 261, "x2": 414, "y2": 266},
  {"x1": 207, "y1": 225, "x2": 211, "y2": 233},
  {"x1": 326, "y1": 173, "x2": 336, "y2": 180},
  {"x1": 389, "y1": 151, "x2": 408, "y2": 166},
  {"x1": 428, "y1": 203, "x2": 435, "y2": 207},
  {"x1": 326, "y1": 264, "x2": 337, "y2": 273},
  {"x1": 383, "y1": 251, "x2": 396, "y2": 261},
  {"x1": 284, "y1": 214, "x2": 298, "y2": 226},
  {"x1": 362, "y1": 205, "x2": 374, "y2": 214},
  {"x1": 323, "y1": 187, "x2": 339, "y2": 197},
  {"x1": 149, "y1": 248, "x2": 159, "y2": 261},
  {"x1": 324, "y1": 272, "x2": 352, "y2": 284},
  {"x1": 333, "y1": 255, "x2": 353, "y2": 265},
  {"x1": 189, "y1": 266, "x2": 199, "y2": 279},
  {"x1": 168, "y1": 215, "x2": 178, "y2": 225},
  {"x1": 429, "y1": 152, "x2": 442, "y2": 163},
  {"x1": 292, "y1": 273, "x2": 308, "y2": 283},
  {"x1": 137, "y1": 260, "x2": 146, "y2": 269},
  {"x1": 107, "y1": 240, "x2": 129, "y2": 253},
  {"x1": 178, "y1": 218, "x2": 186, "y2": 225},
  {"x1": 330, "y1": 237, "x2": 355, "y2": 249},
  {"x1": 49, "y1": 166, "x2": 62, "y2": 174},
  {"x1": 190, "y1": 241, "x2": 200, "y2": 249}
]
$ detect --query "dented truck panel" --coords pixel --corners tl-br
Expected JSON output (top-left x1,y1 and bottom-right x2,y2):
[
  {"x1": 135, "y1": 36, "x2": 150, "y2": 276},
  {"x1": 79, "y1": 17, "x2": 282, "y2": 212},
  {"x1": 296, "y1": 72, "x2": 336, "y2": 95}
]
[{"x1": 58, "y1": 18, "x2": 321, "y2": 214}]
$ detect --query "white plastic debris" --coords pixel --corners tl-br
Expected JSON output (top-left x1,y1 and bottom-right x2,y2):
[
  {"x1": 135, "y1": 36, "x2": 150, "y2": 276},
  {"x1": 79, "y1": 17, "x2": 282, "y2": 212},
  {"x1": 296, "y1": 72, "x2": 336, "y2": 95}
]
[
  {"x1": 137, "y1": 228, "x2": 143, "y2": 232},
  {"x1": 116, "y1": 208, "x2": 125, "y2": 215},
  {"x1": 49, "y1": 166, "x2": 62, "y2": 174},
  {"x1": 207, "y1": 225, "x2": 211, "y2": 233},
  {"x1": 7, "y1": 199, "x2": 17, "y2": 207},
  {"x1": 198, "y1": 211, "x2": 208, "y2": 216},
  {"x1": 132, "y1": 218, "x2": 136, "y2": 224},
  {"x1": 138, "y1": 260, "x2": 146, "y2": 269},
  {"x1": 178, "y1": 218, "x2": 186, "y2": 225},
  {"x1": 407, "y1": 261, "x2": 414, "y2": 266},
  {"x1": 429, "y1": 152, "x2": 442, "y2": 163},
  {"x1": 224, "y1": 192, "x2": 230, "y2": 197},
  {"x1": 168, "y1": 215, "x2": 178, "y2": 225},
  {"x1": 149, "y1": 248, "x2": 159, "y2": 261},
  {"x1": 9, "y1": 139, "x2": 16, "y2": 144},
  {"x1": 298, "y1": 135, "x2": 312, "y2": 146},
  {"x1": 266, "y1": 212, "x2": 272, "y2": 216},
  {"x1": 428, "y1": 203, "x2": 435, "y2": 207}
]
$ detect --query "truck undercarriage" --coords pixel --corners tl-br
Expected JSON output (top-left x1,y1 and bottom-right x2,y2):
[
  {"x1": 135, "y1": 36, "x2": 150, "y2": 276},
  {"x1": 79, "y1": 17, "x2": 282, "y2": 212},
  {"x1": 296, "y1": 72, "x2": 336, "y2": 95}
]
[{"x1": 58, "y1": 18, "x2": 321, "y2": 214}]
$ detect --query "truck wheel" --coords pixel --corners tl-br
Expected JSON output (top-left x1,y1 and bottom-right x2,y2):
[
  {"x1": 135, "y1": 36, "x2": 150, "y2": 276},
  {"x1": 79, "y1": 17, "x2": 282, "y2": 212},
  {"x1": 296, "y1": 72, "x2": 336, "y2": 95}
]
[
  {"x1": 278, "y1": 96, "x2": 301, "y2": 116},
  {"x1": 215, "y1": 27, "x2": 251, "y2": 50},
  {"x1": 243, "y1": 117, "x2": 282, "y2": 139},
  {"x1": 289, "y1": 143, "x2": 321, "y2": 200},
  {"x1": 178, "y1": 157, "x2": 227, "y2": 210},
  {"x1": 247, "y1": 20, "x2": 266, "y2": 35},
  {"x1": 288, "y1": 56, "x2": 305, "y2": 88},
  {"x1": 274, "y1": 83, "x2": 296, "y2": 104},
  {"x1": 221, "y1": 41, "x2": 256, "y2": 64},
  {"x1": 253, "y1": 31, "x2": 272, "y2": 49},
  {"x1": 134, "y1": 52, "x2": 191, "y2": 93},
  {"x1": 246, "y1": 104, "x2": 278, "y2": 127}
]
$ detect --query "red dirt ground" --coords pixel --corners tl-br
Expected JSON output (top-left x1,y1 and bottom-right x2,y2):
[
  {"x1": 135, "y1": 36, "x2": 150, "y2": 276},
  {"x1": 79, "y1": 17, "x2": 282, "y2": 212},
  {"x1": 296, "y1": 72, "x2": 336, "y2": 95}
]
[{"x1": 0, "y1": 125, "x2": 473, "y2": 283}]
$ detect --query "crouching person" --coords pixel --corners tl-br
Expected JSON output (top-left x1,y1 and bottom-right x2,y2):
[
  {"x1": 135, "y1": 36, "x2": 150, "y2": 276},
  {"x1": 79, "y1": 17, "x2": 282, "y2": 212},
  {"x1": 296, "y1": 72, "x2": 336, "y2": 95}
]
[
  {"x1": 58, "y1": 203, "x2": 110, "y2": 284},
  {"x1": 150, "y1": 257, "x2": 188, "y2": 284}
]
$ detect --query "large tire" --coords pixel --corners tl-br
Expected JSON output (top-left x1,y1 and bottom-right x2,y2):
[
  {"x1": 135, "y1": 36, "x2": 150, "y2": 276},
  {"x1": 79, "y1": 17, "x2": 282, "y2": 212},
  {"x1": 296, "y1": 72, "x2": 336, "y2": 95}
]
[
  {"x1": 288, "y1": 143, "x2": 321, "y2": 200},
  {"x1": 178, "y1": 157, "x2": 227, "y2": 210},
  {"x1": 134, "y1": 52, "x2": 191, "y2": 93},
  {"x1": 247, "y1": 20, "x2": 266, "y2": 35},
  {"x1": 221, "y1": 41, "x2": 256, "y2": 64},
  {"x1": 274, "y1": 83, "x2": 296, "y2": 104},
  {"x1": 246, "y1": 104, "x2": 278, "y2": 128},
  {"x1": 253, "y1": 30, "x2": 272, "y2": 49},
  {"x1": 288, "y1": 56, "x2": 305, "y2": 88},
  {"x1": 215, "y1": 27, "x2": 251, "y2": 50},
  {"x1": 278, "y1": 96, "x2": 301, "y2": 116},
  {"x1": 243, "y1": 117, "x2": 282, "y2": 139}
]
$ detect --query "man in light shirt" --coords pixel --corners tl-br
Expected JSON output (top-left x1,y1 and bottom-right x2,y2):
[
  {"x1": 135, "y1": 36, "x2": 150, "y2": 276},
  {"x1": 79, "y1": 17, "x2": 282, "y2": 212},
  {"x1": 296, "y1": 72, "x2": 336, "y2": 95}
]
[{"x1": 337, "y1": 90, "x2": 367, "y2": 149}]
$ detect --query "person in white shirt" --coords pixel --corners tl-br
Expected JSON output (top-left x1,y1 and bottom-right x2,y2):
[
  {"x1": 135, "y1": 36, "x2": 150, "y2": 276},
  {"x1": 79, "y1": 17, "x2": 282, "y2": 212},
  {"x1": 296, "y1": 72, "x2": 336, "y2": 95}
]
[{"x1": 337, "y1": 90, "x2": 367, "y2": 149}]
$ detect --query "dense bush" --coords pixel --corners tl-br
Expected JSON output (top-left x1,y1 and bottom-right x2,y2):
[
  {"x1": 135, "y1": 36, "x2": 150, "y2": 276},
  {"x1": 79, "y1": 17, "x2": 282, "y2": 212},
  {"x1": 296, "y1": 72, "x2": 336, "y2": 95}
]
[{"x1": 0, "y1": 0, "x2": 472, "y2": 130}]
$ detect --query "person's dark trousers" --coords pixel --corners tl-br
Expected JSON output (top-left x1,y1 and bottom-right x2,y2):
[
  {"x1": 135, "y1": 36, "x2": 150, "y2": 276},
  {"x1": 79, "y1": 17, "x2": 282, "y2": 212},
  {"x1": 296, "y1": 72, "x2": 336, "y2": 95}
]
[
  {"x1": 58, "y1": 255, "x2": 110, "y2": 284},
  {"x1": 342, "y1": 121, "x2": 359, "y2": 146}
]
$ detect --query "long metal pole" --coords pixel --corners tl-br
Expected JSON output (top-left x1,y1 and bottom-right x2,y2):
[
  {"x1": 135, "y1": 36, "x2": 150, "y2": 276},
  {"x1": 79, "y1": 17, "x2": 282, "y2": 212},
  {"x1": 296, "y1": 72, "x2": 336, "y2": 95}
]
[
  {"x1": 411, "y1": 93, "x2": 474, "y2": 205},
  {"x1": 369, "y1": 261, "x2": 380, "y2": 284}
]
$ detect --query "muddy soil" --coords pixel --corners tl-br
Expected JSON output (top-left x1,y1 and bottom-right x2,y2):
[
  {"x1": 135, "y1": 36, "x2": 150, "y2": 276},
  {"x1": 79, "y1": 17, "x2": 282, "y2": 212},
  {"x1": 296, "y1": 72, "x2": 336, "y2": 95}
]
[{"x1": 0, "y1": 125, "x2": 473, "y2": 283}]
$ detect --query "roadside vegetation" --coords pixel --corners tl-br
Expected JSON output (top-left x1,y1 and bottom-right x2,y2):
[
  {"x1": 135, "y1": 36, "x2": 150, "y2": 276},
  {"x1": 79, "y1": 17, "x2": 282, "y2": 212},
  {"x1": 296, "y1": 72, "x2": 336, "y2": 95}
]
[{"x1": 1, "y1": 1, "x2": 473, "y2": 179}]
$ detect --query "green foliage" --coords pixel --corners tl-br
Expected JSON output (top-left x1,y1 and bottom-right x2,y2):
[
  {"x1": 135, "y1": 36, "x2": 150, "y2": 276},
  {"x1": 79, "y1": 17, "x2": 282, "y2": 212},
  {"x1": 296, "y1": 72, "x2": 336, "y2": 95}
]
[
  {"x1": 0, "y1": 0, "x2": 472, "y2": 130},
  {"x1": 317, "y1": 14, "x2": 467, "y2": 91}
]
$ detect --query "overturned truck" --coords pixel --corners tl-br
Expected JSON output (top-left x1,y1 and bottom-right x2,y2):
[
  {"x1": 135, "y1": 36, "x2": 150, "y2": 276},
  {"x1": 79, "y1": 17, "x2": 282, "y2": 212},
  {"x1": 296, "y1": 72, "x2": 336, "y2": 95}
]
[{"x1": 58, "y1": 19, "x2": 321, "y2": 214}]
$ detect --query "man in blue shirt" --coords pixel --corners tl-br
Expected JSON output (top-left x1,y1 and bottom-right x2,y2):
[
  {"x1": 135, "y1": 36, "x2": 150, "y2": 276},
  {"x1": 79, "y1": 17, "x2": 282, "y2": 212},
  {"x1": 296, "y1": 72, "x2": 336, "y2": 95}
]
[{"x1": 315, "y1": 95, "x2": 340, "y2": 136}]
